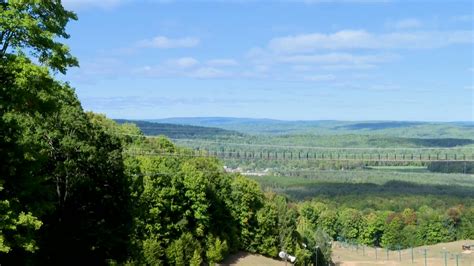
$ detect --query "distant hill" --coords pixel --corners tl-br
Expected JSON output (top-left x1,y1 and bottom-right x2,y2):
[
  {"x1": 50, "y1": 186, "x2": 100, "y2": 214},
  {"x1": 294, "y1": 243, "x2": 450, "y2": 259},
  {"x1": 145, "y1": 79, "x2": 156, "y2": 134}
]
[
  {"x1": 115, "y1": 119, "x2": 243, "y2": 139},
  {"x1": 337, "y1": 121, "x2": 425, "y2": 130},
  {"x1": 151, "y1": 117, "x2": 286, "y2": 126},
  {"x1": 148, "y1": 117, "x2": 474, "y2": 139}
]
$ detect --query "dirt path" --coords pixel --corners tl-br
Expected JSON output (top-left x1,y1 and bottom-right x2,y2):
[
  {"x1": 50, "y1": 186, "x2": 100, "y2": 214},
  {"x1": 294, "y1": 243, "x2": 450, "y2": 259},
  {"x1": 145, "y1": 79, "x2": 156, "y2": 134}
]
[{"x1": 220, "y1": 251, "x2": 286, "y2": 265}]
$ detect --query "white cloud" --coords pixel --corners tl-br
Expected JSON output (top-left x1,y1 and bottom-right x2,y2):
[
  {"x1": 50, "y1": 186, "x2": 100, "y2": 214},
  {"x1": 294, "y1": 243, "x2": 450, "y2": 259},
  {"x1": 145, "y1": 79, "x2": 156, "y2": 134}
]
[
  {"x1": 247, "y1": 48, "x2": 393, "y2": 71},
  {"x1": 276, "y1": 53, "x2": 392, "y2": 64},
  {"x1": 188, "y1": 67, "x2": 229, "y2": 78},
  {"x1": 206, "y1": 59, "x2": 239, "y2": 67},
  {"x1": 166, "y1": 57, "x2": 199, "y2": 68},
  {"x1": 133, "y1": 64, "x2": 231, "y2": 79},
  {"x1": 392, "y1": 18, "x2": 422, "y2": 30},
  {"x1": 137, "y1": 36, "x2": 200, "y2": 48},
  {"x1": 320, "y1": 64, "x2": 376, "y2": 70},
  {"x1": 268, "y1": 30, "x2": 473, "y2": 53}
]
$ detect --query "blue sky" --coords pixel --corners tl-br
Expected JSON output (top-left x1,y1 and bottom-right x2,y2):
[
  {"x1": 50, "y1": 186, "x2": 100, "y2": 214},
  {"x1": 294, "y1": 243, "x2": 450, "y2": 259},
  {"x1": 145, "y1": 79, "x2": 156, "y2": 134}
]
[{"x1": 61, "y1": 0, "x2": 473, "y2": 121}]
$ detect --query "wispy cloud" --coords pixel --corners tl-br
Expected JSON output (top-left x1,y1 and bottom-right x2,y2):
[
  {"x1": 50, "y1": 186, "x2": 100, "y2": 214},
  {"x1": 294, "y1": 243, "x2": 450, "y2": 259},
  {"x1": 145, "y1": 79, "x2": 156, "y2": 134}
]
[
  {"x1": 188, "y1": 67, "x2": 230, "y2": 79},
  {"x1": 247, "y1": 46, "x2": 394, "y2": 71},
  {"x1": 268, "y1": 30, "x2": 473, "y2": 53},
  {"x1": 81, "y1": 96, "x2": 266, "y2": 112},
  {"x1": 133, "y1": 64, "x2": 230, "y2": 79},
  {"x1": 166, "y1": 57, "x2": 199, "y2": 68},
  {"x1": 276, "y1": 53, "x2": 394, "y2": 64},
  {"x1": 320, "y1": 63, "x2": 376, "y2": 70},
  {"x1": 137, "y1": 36, "x2": 200, "y2": 48},
  {"x1": 391, "y1": 18, "x2": 422, "y2": 30}
]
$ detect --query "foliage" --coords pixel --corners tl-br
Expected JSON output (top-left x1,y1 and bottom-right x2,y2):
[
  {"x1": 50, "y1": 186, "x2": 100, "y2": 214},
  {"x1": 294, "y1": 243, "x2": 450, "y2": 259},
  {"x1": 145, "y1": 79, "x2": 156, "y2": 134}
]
[
  {"x1": 205, "y1": 235, "x2": 228, "y2": 265},
  {"x1": 165, "y1": 232, "x2": 202, "y2": 266},
  {"x1": 0, "y1": 0, "x2": 78, "y2": 73},
  {"x1": 0, "y1": 55, "x2": 133, "y2": 263},
  {"x1": 116, "y1": 119, "x2": 242, "y2": 139},
  {"x1": 147, "y1": 117, "x2": 474, "y2": 139},
  {"x1": 1, "y1": 1, "x2": 132, "y2": 263},
  {"x1": 0, "y1": 195, "x2": 42, "y2": 254},
  {"x1": 125, "y1": 137, "x2": 304, "y2": 264},
  {"x1": 428, "y1": 161, "x2": 474, "y2": 174},
  {"x1": 292, "y1": 201, "x2": 473, "y2": 250}
]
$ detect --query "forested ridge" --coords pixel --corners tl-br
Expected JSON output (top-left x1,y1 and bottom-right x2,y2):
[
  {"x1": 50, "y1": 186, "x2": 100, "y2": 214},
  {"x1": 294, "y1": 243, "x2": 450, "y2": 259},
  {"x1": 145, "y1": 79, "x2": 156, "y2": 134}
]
[
  {"x1": 0, "y1": 1, "x2": 472, "y2": 265},
  {"x1": 152, "y1": 117, "x2": 474, "y2": 138},
  {"x1": 115, "y1": 119, "x2": 243, "y2": 139}
]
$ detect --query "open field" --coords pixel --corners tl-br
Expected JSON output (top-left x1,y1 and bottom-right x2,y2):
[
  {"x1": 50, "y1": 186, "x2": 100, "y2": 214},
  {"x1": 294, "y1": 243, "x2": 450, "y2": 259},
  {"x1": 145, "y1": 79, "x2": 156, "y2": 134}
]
[{"x1": 332, "y1": 240, "x2": 474, "y2": 266}]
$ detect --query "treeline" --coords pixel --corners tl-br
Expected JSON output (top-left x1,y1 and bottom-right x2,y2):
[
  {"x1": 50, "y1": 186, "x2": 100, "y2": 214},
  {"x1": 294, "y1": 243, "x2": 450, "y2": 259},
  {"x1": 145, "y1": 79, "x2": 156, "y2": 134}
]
[
  {"x1": 428, "y1": 161, "x2": 474, "y2": 174},
  {"x1": 156, "y1": 118, "x2": 474, "y2": 139},
  {"x1": 115, "y1": 119, "x2": 243, "y2": 139},
  {"x1": 123, "y1": 135, "x2": 324, "y2": 265},
  {"x1": 176, "y1": 134, "x2": 474, "y2": 150},
  {"x1": 298, "y1": 201, "x2": 474, "y2": 249},
  {"x1": 0, "y1": 1, "x2": 131, "y2": 262}
]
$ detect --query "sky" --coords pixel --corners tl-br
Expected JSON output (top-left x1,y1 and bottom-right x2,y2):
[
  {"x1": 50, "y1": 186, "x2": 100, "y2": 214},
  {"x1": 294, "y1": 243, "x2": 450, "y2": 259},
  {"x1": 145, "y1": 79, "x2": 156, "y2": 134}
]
[{"x1": 60, "y1": 0, "x2": 473, "y2": 121}]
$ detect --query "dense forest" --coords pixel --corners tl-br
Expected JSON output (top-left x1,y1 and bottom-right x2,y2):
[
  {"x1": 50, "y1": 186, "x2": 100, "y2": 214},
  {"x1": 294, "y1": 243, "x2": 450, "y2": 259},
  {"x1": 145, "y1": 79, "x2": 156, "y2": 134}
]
[
  {"x1": 152, "y1": 117, "x2": 474, "y2": 138},
  {"x1": 1, "y1": 1, "x2": 472, "y2": 265},
  {"x1": 115, "y1": 119, "x2": 242, "y2": 139}
]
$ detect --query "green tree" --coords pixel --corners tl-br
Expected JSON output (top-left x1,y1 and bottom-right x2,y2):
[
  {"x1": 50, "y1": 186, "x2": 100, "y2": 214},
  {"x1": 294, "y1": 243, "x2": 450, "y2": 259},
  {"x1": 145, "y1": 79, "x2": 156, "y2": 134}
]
[
  {"x1": 1, "y1": 1, "x2": 133, "y2": 263},
  {"x1": 457, "y1": 207, "x2": 474, "y2": 239},
  {"x1": 0, "y1": 0, "x2": 78, "y2": 73},
  {"x1": 230, "y1": 175, "x2": 264, "y2": 252},
  {"x1": 337, "y1": 208, "x2": 363, "y2": 241},
  {"x1": 190, "y1": 249, "x2": 203, "y2": 266},
  {"x1": 166, "y1": 232, "x2": 202, "y2": 265},
  {"x1": 381, "y1": 214, "x2": 404, "y2": 249},
  {"x1": 205, "y1": 235, "x2": 228, "y2": 265},
  {"x1": 0, "y1": 190, "x2": 42, "y2": 254},
  {"x1": 318, "y1": 209, "x2": 339, "y2": 240},
  {"x1": 360, "y1": 212, "x2": 386, "y2": 246},
  {"x1": 254, "y1": 194, "x2": 279, "y2": 257},
  {"x1": 417, "y1": 207, "x2": 452, "y2": 245}
]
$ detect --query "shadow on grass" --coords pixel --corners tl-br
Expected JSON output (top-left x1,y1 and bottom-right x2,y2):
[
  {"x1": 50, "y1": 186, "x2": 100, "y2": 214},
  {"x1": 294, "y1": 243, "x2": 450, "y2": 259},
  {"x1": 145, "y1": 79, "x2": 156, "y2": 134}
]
[{"x1": 269, "y1": 180, "x2": 474, "y2": 201}]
